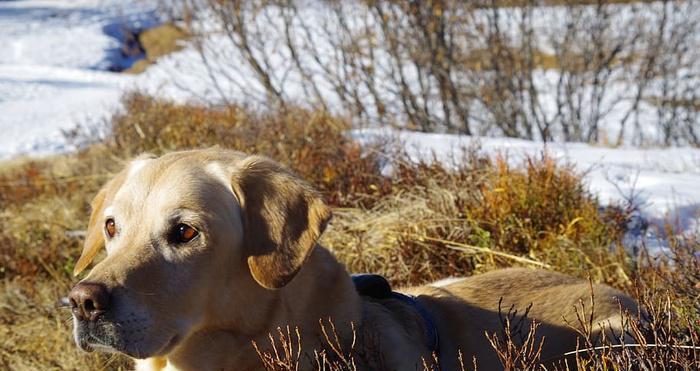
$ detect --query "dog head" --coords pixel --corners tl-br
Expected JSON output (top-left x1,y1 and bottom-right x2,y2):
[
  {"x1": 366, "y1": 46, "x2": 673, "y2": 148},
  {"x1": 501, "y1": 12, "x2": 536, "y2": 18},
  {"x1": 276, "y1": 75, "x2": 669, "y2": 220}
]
[{"x1": 68, "y1": 149, "x2": 331, "y2": 358}]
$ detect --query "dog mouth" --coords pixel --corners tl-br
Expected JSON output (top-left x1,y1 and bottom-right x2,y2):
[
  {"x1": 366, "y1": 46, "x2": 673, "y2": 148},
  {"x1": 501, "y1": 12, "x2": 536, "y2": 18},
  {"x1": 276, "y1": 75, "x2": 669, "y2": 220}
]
[
  {"x1": 64, "y1": 290, "x2": 181, "y2": 359},
  {"x1": 73, "y1": 313, "x2": 141, "y2": 355},
  {"x1": 82, "y1": 334, "x2": 120, "y2": 353},
  {"x1": 74, "y1": 317, "x2": 179, "y2": 359},
  {"x1": 75, "y1": 321, "x2": 127, "y2": 354}
]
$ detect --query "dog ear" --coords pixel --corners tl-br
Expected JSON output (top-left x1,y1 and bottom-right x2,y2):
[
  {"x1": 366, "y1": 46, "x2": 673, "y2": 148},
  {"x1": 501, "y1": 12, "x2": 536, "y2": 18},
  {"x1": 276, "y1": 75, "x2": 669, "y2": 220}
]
[
  {"x1": 73, "y1": 186, "x2": 109, "y2": 276},
  {"x1": 231, "y1": 156, "x2": 331, "y2": 289}
]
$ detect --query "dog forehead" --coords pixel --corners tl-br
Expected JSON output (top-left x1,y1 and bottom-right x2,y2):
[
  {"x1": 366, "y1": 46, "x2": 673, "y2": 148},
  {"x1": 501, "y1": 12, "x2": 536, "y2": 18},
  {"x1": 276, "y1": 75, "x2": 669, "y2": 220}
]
[
  {"x1": 110, "y1": 152, "x2": 240, "y2": 213},
  {"x1": 127, "y1": 157, "x2": 152, "y2": 178},
  {"x1": 109, "y1": 157, "x2": 187, "y2": 207},
  {"x1": 107, "y1": 159, "x2": 154, "y2": 210},
  {"x1": 204, "y1": 162, "x2": 231, "y2": 188}
]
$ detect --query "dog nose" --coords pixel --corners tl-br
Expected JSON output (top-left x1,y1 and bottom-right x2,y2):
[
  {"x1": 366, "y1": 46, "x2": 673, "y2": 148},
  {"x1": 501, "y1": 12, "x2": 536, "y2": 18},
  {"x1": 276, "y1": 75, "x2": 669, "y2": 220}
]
[{"x1": 69, "y1": 282, "x2": 110, "y2": 321}]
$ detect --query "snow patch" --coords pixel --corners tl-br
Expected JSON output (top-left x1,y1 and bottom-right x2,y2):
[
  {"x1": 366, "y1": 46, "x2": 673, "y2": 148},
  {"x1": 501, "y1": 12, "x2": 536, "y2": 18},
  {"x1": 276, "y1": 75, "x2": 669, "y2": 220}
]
[{"x1": 353, "y1": 128, "x2": 700, "y2": 244}]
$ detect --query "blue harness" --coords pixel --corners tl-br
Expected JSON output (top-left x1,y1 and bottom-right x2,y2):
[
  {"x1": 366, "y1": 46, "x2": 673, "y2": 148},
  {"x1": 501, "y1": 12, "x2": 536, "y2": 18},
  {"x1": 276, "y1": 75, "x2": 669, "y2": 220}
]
[{"x1": 351, "y1": 274, "x2": 439, "y2": 353}]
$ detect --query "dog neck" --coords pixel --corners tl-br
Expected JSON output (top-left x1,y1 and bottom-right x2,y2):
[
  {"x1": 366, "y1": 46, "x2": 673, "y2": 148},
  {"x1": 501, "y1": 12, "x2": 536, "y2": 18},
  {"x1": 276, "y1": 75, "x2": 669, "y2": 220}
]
[{"x1": 136, "y1": 246, "x2": 363, "y2": 371}]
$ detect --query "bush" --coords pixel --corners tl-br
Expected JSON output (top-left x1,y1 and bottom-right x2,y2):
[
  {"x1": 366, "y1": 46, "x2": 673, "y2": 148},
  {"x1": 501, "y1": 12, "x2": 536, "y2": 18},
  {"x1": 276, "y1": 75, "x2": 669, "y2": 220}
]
[
  {"x1": 323, "y1": 153, "x2": 631, "y2": 287},
  {"x1": 187, "y1": 0, "x2": 700, "y2": 146},
  {"x1": 0, "y1": 93, "x2": 695, "y2": 370},
  {"x1": 105, "y1": 92, "x2": 391, "y2": 207}
]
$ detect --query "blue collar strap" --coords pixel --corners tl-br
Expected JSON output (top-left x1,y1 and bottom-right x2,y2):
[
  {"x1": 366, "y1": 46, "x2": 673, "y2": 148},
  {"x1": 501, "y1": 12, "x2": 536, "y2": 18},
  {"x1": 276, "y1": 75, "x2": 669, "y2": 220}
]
[{"x1": 351, "y1": 274, "x2": 439, "y2": 353}]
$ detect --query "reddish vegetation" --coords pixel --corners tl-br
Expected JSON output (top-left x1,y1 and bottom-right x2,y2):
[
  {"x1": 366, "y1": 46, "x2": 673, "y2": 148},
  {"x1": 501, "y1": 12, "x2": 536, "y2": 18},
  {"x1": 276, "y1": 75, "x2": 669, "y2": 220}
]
[{"x1": 0, "y1": 94, "x2": 696, "y2": 369}]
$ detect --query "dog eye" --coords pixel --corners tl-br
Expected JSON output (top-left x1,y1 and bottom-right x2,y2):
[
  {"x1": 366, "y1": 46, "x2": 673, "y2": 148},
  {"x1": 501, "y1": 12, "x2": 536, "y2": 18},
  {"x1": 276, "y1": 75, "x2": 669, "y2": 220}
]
[
  {"x1": 105, "y1": 218, "x2": 116, "y2": 238},
  {"x1": 174, "y1": 224, "x2": 198, "y2": 243}
]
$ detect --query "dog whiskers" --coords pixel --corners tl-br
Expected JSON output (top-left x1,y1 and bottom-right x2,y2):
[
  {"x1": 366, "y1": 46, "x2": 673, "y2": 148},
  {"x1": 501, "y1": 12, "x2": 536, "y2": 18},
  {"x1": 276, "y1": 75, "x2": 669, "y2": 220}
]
[{"x1": 135, "y1": 342, "x2": 142, "y2": 359}]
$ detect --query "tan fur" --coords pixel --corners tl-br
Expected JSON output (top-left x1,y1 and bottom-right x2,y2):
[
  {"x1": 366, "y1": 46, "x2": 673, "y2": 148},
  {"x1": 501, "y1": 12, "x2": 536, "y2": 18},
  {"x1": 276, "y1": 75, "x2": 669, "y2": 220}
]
[
  {"x1": 74, "y1": 171, "x2": 123, "y2": 275},
  {"x1": 71, "y1": 149, "x2": 638, "y2": 371}
]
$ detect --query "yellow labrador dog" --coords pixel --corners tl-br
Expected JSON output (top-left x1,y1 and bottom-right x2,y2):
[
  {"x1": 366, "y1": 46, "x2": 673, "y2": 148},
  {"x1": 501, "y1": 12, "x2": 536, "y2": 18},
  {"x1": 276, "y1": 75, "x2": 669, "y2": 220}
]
[{"x1": 68, "y1": 149, "x2": 637, "y2": 370}]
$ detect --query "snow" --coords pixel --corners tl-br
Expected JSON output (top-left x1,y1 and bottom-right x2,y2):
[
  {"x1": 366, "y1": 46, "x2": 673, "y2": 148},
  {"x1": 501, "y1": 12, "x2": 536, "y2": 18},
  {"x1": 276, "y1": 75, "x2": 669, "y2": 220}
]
[
  {"x1": 1, "y1": 0, "x2": 698, "y2": 246},
  {"x1": 143, "y1": 1, "x2": 699, "y2": 146},
  {"x1": 353, "y1": 128, "x2": 700, "y2": 247},
  {"x1": 0, "y1": 0, "x2": 156, "y2": 157}
]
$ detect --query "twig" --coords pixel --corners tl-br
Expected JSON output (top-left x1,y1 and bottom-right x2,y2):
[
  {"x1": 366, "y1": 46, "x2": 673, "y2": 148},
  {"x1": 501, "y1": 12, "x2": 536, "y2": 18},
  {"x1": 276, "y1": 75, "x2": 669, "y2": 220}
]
[
  {"x1": 418, "y1": 235, "x2": 551, "y2": 268},
  {"x1": 563, "y1": 343, "x2": 700, "y2": 356}
]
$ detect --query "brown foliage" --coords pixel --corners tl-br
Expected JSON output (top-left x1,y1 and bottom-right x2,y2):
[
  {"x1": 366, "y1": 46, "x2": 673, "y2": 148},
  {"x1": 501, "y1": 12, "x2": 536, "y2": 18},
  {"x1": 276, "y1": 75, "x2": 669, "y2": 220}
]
[
  {"x1": 0, "y1": 94, "x2": 696, "y2": 369},
  {"x1": 325, "y1": 153, "x2": 630, "y2": 287},
  {"x1": 106, "y1": 93, "x2": 391, "y2": 207}
]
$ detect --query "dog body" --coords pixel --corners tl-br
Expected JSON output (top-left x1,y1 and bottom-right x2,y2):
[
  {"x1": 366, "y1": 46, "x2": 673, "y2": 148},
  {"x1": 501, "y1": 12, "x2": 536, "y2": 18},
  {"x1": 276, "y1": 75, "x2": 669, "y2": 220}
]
[{"x1": 68, "y1": 149, "x2": 637, "y2": 371}]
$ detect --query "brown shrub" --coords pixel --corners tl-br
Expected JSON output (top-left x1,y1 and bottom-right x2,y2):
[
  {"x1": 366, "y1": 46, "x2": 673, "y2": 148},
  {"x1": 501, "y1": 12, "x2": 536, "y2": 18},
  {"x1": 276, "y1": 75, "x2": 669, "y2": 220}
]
[
  {"x1": 324, "y1": 153, "x2": 630, "y2": 287},
  {"x1": 106, "y1": 92, "x2": 390, "y2": 207},
  {"x1": 1, "y1": 93, "x2": 695, "y2": 370},
  {"x1": 1, "y1": 92, "x2": 629, "y2": 286},
  {"x1": 0, "y1": 152, "x2": 116, "y2": 279}
]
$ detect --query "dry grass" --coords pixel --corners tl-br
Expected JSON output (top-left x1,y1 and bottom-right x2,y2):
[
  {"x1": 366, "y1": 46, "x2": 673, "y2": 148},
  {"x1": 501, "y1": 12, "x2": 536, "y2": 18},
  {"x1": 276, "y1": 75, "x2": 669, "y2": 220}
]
[
  {"x1": 0, "y1": 93, "x2": 696, "y2": 370},
  {"x1": 126, "y1": 23, "x2": 188, "y2": 74},
  {"x1": 460, "y1": 47, "x2": 638, "y2": 72},
  {"x1": 323, "y1": 154, "x2": 630, "y2": 287},
  {"x1": 0, "y1": 278, "x2": 131, "y2": 370},
  {"x1": 102, "y1": 93, "x2": 390, "y2": 207},
  {"x1": 254, "y1": 239, "x2": 700, "y2": 371}
]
